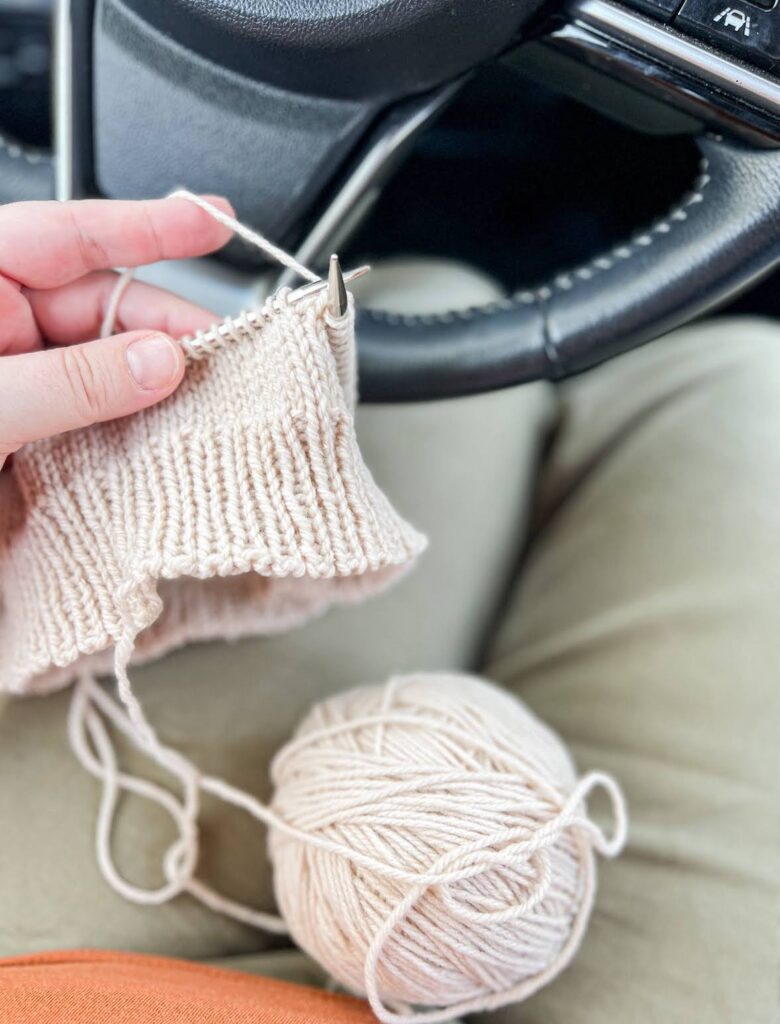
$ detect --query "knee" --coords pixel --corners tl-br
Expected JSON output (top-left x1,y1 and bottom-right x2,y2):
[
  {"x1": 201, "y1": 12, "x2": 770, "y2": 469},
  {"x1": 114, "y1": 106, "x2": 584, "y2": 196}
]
[{"x1": 657, "y1": 315, "x2": 780, "y2": 394}]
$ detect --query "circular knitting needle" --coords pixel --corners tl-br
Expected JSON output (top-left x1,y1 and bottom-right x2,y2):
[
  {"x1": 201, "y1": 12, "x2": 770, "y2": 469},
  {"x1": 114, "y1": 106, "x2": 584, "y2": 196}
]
[{"x1": 185, "y1": 262, "x2": 370, "y2": 356}]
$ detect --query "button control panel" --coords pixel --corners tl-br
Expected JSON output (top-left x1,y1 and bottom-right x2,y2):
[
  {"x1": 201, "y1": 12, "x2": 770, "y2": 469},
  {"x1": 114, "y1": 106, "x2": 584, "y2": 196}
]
[
  {"x1": 619, "y1": 0, "x2": 780, "y2": 70},
  {"x1": 675, "y1": 0, "x2": 780, "y2": 69}
]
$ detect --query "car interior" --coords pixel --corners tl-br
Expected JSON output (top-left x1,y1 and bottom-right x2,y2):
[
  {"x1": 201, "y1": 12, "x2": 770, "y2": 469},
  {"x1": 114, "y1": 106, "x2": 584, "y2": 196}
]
[{"x1": 1, "y1": 0, "x2": 779, "y2": 1021}]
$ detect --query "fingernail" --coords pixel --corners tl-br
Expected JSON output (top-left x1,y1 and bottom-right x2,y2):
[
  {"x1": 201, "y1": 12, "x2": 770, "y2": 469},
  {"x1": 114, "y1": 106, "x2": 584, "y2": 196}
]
[{"x1": 126, "y1": 333, "x2": 180, "y2": 390}]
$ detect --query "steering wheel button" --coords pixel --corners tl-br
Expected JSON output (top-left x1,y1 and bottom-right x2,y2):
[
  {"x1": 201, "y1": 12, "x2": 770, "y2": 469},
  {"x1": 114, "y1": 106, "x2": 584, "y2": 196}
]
[{"x1": 675, "y1": 0, "x2": 780, "y2": 67}]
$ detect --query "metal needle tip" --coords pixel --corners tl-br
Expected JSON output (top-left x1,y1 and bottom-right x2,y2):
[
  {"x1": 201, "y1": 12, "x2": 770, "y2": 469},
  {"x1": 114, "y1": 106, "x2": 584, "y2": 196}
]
[
  {"x1": 285, "y1": 263, "x2": 370, "y2": 306},
  {"x1": 328, "y1": 254, "x2": 349, "y2": 318}
]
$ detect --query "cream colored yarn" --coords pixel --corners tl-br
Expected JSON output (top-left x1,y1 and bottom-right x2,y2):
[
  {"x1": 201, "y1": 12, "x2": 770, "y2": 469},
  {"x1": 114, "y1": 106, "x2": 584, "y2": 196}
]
[
  {"x1": 0, "y1": 196, "x2": 627, "y2": 1018},
  {"x1": 269, "y1": 673, "x2": 627, "y2": 1024}
]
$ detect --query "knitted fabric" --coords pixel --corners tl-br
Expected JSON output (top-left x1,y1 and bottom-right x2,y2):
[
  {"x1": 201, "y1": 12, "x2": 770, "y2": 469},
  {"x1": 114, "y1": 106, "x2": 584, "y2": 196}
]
[
  {"x1": 0, "y1": 191, "x2": 429, "y2": 932},
  {"x1": 0, "y1": 287, "x2": 425, "y2": 697}
]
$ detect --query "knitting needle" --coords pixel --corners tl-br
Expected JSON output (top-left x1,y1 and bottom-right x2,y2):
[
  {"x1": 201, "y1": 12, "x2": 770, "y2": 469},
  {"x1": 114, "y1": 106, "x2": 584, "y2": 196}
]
[
  {"x1": 327, "y1": 254, "x2": 349, "y2": 318},
  {"x1": 287, "y1": 262, "x2": 370, "y2": 307},
  {"x1": 191, "y1": 262, "x2": 370, "y2": 353}
]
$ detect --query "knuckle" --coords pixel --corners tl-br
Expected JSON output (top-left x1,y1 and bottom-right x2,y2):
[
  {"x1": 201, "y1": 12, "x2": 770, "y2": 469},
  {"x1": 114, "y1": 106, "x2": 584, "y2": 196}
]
[
  {"x1": 58, "y1": 346, "x2": 110, "y2": 425},
  {"x1": 141, "y1": 200, "x2": 167, "y2": 261},
  {"x1": 68, "y1": 204, "x2": 110, "y2": 273}
]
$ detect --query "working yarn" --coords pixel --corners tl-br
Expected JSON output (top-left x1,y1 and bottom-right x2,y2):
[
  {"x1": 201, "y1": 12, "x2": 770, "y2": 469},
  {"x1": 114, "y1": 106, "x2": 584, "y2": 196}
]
[{"x1": 268, "y1": 673, "x2": 626, "y2": 1023}]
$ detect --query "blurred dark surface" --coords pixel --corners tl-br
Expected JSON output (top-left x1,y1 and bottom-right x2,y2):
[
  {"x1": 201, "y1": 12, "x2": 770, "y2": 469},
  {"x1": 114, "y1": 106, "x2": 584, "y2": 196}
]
[
  {"x1": 345, "y1": 64, "x2": 702, "y2": 291},
  {"x1": 0, "y1": 0, "x2": 51, "y2": 146},
  {"x1": 0, "y1": 2, "x2": 777, "y2": 315}
]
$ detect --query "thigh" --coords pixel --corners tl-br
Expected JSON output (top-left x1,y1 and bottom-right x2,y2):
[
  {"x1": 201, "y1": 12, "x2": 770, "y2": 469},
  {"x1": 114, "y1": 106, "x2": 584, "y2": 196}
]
[
  {"x1": 480, "y1": 318, "x2": 780, "y2": 1024},
  {"x1": 0, "y1": 380, "x2": 553, "y2": 959}
]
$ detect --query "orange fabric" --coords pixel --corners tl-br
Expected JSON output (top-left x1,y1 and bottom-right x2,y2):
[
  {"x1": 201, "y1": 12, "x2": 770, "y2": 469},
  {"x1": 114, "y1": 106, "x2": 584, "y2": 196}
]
[{"x1": 0, "y1": 949, "x2": 377, "y2": 1024}]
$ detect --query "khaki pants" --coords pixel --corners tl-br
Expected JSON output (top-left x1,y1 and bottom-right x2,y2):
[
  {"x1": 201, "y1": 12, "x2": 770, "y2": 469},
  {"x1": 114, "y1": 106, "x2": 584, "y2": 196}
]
[{"x1": 1, "y1": 316, "x2": 778, "y2": 1022}]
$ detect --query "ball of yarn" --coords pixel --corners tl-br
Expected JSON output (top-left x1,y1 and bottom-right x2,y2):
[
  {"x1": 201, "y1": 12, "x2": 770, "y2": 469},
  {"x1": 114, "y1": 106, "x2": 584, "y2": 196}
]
[{"x1": 268, "y1": 673, "x2": 627, "y2": 1024}]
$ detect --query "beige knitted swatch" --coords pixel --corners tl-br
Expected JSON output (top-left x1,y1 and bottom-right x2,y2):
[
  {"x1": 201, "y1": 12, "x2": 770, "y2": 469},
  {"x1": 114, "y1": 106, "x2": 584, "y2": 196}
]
[{"x1": 0, "y1": 286, "x2": 426, "y2": 696}]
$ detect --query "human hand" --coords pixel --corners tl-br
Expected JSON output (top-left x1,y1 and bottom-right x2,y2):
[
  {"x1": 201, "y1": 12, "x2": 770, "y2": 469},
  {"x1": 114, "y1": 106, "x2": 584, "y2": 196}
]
[{"x1": 0, "y1": 195, "x2": 235, "y2": 470}]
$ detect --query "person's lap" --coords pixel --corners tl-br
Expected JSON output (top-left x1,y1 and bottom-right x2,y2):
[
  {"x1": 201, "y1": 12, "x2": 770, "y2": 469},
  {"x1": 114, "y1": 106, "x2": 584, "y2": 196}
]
[
  {"x1": 477, "y1": 317, "x2": 780, "y2": 1023},
  {"x1": 1, "y1": 315, "x2": 777, "y2": 1022}
]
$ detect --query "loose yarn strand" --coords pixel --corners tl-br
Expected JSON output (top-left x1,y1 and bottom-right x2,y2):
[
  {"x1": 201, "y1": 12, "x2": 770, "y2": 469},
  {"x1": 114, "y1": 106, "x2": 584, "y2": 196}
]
[
  {"x1": 69, "y1": 673, "x2": 288, "y2": 931},
  {"x1": 167, "y1": 190, "x2": 319, "y2": 284},
  {"x1": 72, "y1": 202, "x2": 365, "y2": 924},
  {"x1": 100, "y1": 267, "x2": 134, "y2": 339},
  {"x1": 100, "y1": 189, "x2": 318, "y2": 339},
  {"x1": 68, "y1": 677, "x2": 197, "y2": 904},
  {"x1": 82, "y1": 194, "x2": 352, "y2": 916}
]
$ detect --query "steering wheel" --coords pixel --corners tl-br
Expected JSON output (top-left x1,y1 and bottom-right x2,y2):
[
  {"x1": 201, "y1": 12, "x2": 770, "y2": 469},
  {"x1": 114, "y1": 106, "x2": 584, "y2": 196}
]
[{"x1": 2, "y1": 0, "x2": 780, "y2": 400}]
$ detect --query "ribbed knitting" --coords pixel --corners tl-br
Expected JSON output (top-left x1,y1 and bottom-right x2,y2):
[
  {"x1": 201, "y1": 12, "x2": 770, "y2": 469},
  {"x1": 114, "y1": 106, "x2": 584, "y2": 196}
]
[{"x1": 0, "y1": 287, "x2": 425, "y2": 695}]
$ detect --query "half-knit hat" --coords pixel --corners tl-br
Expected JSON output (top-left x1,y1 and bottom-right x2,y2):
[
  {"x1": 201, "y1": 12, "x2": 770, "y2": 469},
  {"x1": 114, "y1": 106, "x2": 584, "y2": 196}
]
[{"x1": 0, "y1": 273, "x2": 425, "y2": 697}]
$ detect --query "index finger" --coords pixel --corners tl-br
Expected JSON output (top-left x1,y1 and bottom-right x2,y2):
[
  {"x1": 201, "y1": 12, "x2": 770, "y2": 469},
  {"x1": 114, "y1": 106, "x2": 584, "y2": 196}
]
[{"x1": 0, "y1": 194, "x2": 235, "y2": 289}]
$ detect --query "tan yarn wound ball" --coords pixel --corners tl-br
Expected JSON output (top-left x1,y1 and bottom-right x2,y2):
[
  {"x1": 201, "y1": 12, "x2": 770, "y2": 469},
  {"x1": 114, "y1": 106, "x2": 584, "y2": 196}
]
[{"x1": 269, "y1": 673, "x2": 627, "y2": 1024}]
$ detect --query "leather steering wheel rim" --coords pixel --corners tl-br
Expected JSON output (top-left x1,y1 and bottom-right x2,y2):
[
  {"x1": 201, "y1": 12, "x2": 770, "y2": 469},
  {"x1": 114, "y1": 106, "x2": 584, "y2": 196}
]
[
  {"x1": 2, "y1": 1, "x2": 779, "y2": 401},
  {"x1": 357, "y1": 134, "x2": 780, "y2": 400}
]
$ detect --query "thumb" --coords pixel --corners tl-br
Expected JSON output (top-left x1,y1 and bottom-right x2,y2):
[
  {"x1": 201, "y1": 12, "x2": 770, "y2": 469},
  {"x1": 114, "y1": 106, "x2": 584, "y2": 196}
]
[{"x1": 0, "y1": 330, "x2": 184, "y2": 462}]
